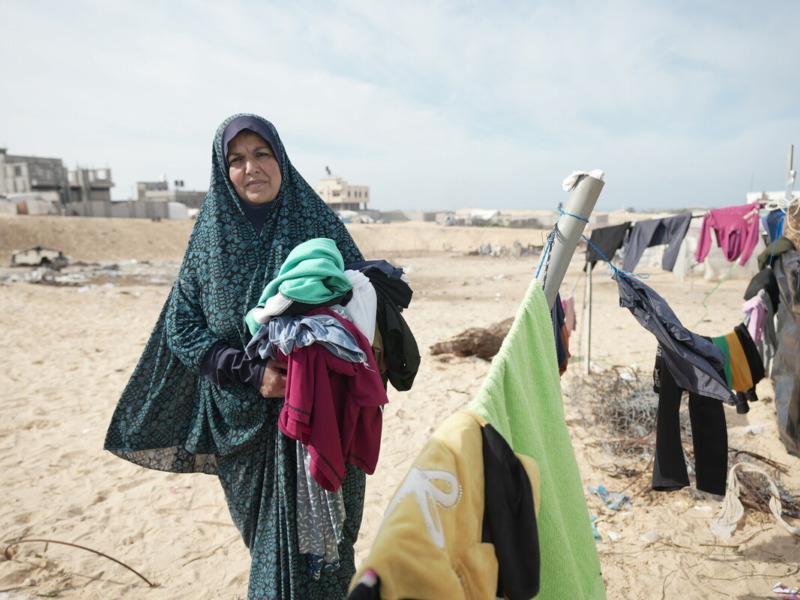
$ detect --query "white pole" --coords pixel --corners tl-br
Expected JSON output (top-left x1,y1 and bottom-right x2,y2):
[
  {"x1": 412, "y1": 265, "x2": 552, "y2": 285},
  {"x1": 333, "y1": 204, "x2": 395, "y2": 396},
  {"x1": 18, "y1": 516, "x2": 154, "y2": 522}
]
[{"x1": 536, "y1": 172, "x2": 605, "y2": 308}]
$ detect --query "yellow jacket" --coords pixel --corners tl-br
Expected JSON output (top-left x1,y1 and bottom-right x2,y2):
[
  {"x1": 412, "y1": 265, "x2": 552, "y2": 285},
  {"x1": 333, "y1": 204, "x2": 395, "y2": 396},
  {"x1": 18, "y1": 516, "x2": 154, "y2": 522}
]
[{"x1": 350, "y1": 410, "x2": 541, "y2": 600}]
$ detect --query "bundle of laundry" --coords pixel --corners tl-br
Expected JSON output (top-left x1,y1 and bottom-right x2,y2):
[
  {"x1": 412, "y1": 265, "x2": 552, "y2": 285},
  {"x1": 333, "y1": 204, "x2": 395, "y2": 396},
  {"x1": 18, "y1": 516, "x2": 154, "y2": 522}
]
[
  {"x1": 243, "y1": 238, "x2": 390, "y2": 578},
  {"x1": 245, "y1": 237, "x2": 356, "y2": 333}
]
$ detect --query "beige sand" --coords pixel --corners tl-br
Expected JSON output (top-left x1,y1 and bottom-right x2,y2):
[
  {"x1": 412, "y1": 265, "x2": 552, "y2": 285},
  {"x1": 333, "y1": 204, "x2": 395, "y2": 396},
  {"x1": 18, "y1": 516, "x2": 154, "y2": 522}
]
[{"x1": 0, "y1": 215, "x2": 798, "y2": 599}]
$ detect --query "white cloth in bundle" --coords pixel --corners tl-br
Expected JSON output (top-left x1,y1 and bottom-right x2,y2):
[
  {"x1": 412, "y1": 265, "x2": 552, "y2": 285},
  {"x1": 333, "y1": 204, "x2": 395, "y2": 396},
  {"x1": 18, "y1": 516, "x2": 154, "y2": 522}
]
[{"x1": 343, "y1": 269, "x2": 378, "y2": 345}]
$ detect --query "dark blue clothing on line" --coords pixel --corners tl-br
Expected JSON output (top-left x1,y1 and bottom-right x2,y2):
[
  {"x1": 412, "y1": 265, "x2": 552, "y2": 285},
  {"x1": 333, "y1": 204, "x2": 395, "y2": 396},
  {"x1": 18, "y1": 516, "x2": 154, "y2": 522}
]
[
  {"x1": 584, "y1": 222, "x2": 630, "y2": 269},
  {"x1": 622, "y1": 213, "x2": 691, "y2": 273},
  {"x1": 614, "y1": 271, "x2": 737, "y2": 406}
]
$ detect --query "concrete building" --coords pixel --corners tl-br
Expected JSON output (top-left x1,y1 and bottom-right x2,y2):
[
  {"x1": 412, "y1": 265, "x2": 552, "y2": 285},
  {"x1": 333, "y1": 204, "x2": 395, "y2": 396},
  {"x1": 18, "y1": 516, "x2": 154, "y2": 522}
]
[
  {"x1": 69, "y1": 167, "x2": 114, "y2": 203},
  {"x1": 313, "y1": 176, "x2": 370, "y2": 212},
  {"x1": 0, "y1": 148, "x2": 69, "y2": 203},
  {"x1": 0, "y1": 148, "x2": 115, "y2": 209},
  {"x1": 137, "y1": 179, "x2": 206, "y2": 209}
]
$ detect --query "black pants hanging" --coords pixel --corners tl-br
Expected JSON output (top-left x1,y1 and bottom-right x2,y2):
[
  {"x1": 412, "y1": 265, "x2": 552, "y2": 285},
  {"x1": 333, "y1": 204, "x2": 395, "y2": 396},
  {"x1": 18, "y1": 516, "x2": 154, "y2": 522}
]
[{"x1": 652, "y1": 363, "x2": 728, "y2": 496}]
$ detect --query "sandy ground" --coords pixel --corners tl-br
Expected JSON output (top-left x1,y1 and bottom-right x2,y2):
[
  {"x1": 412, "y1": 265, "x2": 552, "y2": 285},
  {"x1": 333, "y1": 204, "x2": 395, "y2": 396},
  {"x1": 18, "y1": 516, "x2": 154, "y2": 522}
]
[{"x1": 0, "y1": 215, "x2": 798, "y2": 599}]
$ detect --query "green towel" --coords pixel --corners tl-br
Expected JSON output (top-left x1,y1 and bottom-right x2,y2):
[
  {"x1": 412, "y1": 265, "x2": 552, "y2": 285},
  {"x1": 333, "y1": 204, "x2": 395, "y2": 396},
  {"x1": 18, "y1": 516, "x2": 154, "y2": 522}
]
[
  {"x1": 468, "y1": 278, "x2": 606, "y2": 600},
  {"x1": 245, "y1": 237, "x2": 352, "y2": 333},
  {"x1": 711, "y1": 335, "x2": 732, "y2": 387}
]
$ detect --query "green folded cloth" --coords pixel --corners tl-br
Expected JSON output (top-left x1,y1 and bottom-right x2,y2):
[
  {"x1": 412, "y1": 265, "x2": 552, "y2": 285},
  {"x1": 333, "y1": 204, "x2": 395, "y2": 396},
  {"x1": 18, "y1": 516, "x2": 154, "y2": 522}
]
[{"x1": 245, "y1": 238, "x2": 352, "y2": 334}]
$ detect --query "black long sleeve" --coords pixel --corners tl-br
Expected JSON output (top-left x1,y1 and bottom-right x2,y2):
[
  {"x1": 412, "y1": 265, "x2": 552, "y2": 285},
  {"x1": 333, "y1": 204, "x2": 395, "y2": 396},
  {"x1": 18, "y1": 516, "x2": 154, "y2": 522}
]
[{"x1": 200, "y1": 340, "x2": 266, "y2": 390}]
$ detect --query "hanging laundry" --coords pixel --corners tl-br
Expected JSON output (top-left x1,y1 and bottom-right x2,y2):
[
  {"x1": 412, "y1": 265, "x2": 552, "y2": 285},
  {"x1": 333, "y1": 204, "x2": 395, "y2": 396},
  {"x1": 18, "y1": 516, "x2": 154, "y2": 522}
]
[
  {"x1": 744, "y1": 267, "x2": 780, "y2": 313},
  {"x1": 347, "y1": 411, "x2": 541, "y2": 600},
  {"x1": 614, "y1": 271, "x2": 737, "y2": 406},
  {"x1": 551, "y1": 292, "x2": 569, "y2": 375},
  {"x1": 652, "y1": 346, "x2": 728, "y2": 495},
  {"x1": 762, "y1": 209, "x2": 786, "y2": 243},
  {"x1": 733, "y1": 324, "x2": 766, "y2": 413},
  {"x1": 695, "y1": 203, "x2": 760, "y2": 266},
  {"x1": 468, "y1": 278, "x2": 606, "y2": 600},
  {"x1": 757, "y1": 236, "x2": 796, "y2": 270},
  {"x1": 710, "y1": 324, "x2": 764, "y2": 414},
  {"x1": 584, "y1": 222, "x2": 630, "y2": 269},
  {"x1": 742, "y1": 268, "x2": 780, "y2": 373},
  {"x1": 771, "y1": 251, "x2": 800, "y2": 457},
  {"x1": 742, "y1": 294, "x2": 768, "y2": 346},
  {"x1": 560, "y1": 295, "x2": 577, "y2": 375},
  {"x1": 759, "y1": 289, "x2": 778, "y2": 370},
  {"x1": 709, "y1": 334, "x2": 732, "y2": 387},
  {"x1": 562, "y1": 295, "x2": 577, "y2": 333},
  {"x1": 621, "y1": 213, "x2": 691, "y2": 273}
]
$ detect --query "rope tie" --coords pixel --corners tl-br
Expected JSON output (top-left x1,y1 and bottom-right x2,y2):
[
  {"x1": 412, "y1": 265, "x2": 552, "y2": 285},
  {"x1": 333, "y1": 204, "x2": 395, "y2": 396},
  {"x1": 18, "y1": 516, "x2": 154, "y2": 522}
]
[
  {"x1": 583, "y1": 235, "x2": 649, "y2": 279},
  {"x1": 535, "y1": 206, "x2": 649, "y2": 280}
]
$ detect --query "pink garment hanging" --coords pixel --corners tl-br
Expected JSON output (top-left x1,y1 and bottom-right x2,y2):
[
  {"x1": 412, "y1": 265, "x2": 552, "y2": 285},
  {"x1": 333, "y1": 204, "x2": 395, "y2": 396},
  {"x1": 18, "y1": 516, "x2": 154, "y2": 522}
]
[
  {"x1": 742, "y1": 294, "x2": 767, "y2": 346},
  {"x1": 694, "y1": 204, "x2": 760, "y2": 266}
]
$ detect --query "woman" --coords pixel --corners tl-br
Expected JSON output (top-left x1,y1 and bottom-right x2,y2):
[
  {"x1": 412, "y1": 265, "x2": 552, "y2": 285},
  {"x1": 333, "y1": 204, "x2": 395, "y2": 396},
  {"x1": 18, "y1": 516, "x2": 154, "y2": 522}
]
[{"x1": 104, "y1": 113, "x2": 367, "y2": 598}]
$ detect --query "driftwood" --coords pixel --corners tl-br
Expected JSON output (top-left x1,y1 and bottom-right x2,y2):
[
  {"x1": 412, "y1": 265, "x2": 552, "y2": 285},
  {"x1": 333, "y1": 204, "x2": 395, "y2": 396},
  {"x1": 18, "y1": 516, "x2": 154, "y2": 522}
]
[{"x1": 429, "y1": 317, "x2": 514, "y2": 360}]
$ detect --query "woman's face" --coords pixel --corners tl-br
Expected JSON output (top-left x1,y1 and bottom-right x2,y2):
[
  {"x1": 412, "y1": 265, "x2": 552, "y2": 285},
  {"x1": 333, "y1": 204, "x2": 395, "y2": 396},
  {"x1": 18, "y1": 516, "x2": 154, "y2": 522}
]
[{"x1": 227, "y1": 130, "x2": 282, "y2": 205}]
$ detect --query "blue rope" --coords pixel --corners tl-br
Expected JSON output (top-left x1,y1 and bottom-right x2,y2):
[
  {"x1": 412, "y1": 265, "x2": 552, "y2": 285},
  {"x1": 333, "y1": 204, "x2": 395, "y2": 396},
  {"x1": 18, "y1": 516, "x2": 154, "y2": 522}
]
[
  {"x1": 583, "y1": 235, "x2": 649, "y2": 279},
  {"x1": 534, "y1": 227, "x2": 557, "y2": 279},
  {"x1": 535, "y1": 206, "x2": 649, "y2": 279},
  {"x1": 557, "y1": 207, "x2": 589, "y2": 222}
]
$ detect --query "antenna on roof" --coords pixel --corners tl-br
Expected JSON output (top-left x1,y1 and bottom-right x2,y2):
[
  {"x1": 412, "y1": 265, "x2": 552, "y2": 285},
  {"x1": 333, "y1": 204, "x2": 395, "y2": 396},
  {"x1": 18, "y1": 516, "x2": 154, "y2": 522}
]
[
  {"x1": 786, "y1": 144, "x2": 796, "y2": 203},
  {"x1": 325, "y1": 166, "x2": 331, "y2": 176}
]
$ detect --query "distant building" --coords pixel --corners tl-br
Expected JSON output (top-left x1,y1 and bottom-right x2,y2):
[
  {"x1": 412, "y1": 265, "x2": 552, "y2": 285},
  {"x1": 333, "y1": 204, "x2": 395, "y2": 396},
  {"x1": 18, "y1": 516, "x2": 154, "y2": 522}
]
[
  {"x1": 69, "y1": 167, "x2": 114, "y2": 203},
  {"x1": 314, "y1": 176, "x2": 370, "y2": 212},
  {"x1": 0, "y1": 147, "x2": 114, "y2": 208},
  {"x1": 0, "y1": 148, "x2": 69, "y2": 203},
  {"x1": 137, "y1": 179, "x2": 206, "y2": 209}
]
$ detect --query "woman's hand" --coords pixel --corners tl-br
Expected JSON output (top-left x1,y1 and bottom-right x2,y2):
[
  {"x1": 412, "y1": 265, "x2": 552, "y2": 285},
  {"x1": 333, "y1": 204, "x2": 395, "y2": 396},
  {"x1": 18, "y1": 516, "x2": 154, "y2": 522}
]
[{"x1": 259, "y1": 359, "x2": 288, "y2": 398}]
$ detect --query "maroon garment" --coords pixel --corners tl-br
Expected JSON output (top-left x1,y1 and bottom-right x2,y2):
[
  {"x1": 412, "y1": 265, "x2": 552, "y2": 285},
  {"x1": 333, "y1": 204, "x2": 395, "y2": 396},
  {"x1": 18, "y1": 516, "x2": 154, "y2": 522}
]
[{"x1": 277, "y1": 309, "x2": 388, "y2": 492}]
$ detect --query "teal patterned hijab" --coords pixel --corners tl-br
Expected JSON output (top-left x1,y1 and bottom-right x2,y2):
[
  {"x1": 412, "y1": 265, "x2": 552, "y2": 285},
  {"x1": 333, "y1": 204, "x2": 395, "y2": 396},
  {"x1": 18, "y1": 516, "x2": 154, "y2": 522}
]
[{"x1": 104, "y1": 113, "x2": 364, "y2": 472}]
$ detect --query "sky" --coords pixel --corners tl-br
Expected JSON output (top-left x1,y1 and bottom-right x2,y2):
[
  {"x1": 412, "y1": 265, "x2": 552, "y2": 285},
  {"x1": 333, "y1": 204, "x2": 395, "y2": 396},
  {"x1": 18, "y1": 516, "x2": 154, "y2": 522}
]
[{"x1": 1, "y1": 0, "x2": 798, "y2": 212}]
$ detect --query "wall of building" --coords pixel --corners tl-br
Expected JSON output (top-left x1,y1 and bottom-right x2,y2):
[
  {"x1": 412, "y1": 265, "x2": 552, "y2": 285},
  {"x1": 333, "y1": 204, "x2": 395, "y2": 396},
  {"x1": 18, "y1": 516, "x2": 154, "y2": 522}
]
[
  {"x1": 314, "y1": 176, "x2": 370, "y2": 211},
  {"x1": 63, "y1": 200, "x2": 178, "y2": 220},
  {"x1": 142, "y1": 189, "x2": 206, "y2": 209}
]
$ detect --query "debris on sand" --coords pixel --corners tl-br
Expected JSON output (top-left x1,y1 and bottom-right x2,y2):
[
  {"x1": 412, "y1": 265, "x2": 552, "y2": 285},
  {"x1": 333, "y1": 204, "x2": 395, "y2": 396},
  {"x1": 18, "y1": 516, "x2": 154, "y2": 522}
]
[{"x1": 429, "y1": 317, "x2": 514, "y2": 360}]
